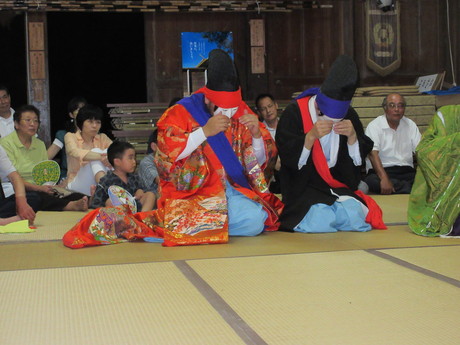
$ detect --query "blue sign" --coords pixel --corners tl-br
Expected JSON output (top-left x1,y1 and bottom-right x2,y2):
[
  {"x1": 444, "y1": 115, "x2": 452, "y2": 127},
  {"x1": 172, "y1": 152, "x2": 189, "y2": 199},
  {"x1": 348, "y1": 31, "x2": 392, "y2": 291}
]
[{"x1": 181, "y1": 32, "x2": 233, "y2": 69}]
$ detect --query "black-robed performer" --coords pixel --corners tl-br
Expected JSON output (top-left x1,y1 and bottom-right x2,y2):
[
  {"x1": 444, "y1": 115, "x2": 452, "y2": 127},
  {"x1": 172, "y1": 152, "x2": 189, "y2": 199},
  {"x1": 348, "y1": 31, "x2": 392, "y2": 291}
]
[{"x1": 275, "y1": 55, "x2": 386, "y2": 233}]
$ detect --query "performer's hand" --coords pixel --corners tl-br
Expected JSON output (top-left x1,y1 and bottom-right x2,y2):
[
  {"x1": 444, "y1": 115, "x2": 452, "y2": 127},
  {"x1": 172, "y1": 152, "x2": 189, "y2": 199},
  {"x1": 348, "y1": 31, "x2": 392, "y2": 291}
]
[
  {"x1": 203, "y1": 114, "x2": 230, "y2": 137},
  {"x1": 275, "y1": 156, "x2": 281, "y2": 171},
  {"x1": 15, "y1": 196, "x2": 36, "y2": 223},
  {"x1": 333, "y1": 120, "x2": 357, "y2": 144},
  {"x1": 239, "y1": 110, "x2": 262, "y2": 138},
  {"x1": 311, "y1": 120, "x2": 334, "y2": 139},
  {"x1": 380, "y1": 177, "x2": 395, "y2": 195},
  {"x1": 304, "y1": 120, "x2": 333, "y2": 149}
]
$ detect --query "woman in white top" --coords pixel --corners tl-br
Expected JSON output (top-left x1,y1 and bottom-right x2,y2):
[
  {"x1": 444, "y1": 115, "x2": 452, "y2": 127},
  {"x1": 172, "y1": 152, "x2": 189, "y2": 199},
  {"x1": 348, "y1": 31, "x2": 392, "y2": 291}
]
[{"x1": 64, "y1": 104, "x2": 113, "y2": 196}]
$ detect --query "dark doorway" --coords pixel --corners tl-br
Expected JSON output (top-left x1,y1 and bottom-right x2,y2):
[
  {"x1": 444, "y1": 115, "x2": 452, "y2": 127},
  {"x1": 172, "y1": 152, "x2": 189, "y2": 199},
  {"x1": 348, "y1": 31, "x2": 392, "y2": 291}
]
[
  {"x1": 47, "y1": 12, "x2": 146, "y2": 138},
  {"x1": 0, "y1": 12, "x2": 28, "y2": 108}
]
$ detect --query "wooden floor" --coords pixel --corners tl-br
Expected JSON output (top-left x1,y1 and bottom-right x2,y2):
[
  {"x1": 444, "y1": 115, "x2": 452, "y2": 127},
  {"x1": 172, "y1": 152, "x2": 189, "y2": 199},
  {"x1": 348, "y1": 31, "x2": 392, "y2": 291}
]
[{"x1": 1, "y1": 194, "x2": 460, "y2": 345}]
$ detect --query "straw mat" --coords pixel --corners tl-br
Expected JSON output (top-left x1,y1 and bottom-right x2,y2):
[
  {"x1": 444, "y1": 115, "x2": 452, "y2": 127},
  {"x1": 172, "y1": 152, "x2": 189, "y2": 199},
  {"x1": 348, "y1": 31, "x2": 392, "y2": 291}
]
[
  {"x1": 380, "y1": 245, "x2": 460, "y2": 280},
  {"x1": 2, "y1": 224, "x2": 460, "y2": 272},
  {"x1": 0, "y1": 262, "x2": 245, "y2": 345},
  {"x1": 371, "y1": 193, "x2": 409, "y2": 224},
  {"x1": 0, "y1": 211, "x2": 86, "y2": 243},
  {"x1": 189, "y1": 251, "x2": 460, "y2": 345},
  {"x1": 2, "y1": 250, "x2": 459, "y2": 345}
]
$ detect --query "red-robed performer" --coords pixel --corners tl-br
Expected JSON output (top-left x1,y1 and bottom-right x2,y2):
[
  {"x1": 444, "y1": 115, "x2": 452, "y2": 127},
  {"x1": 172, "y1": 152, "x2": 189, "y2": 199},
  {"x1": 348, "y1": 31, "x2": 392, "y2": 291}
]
[{"x1": 63, "y1": 49, "x2": 283, "y2": 248}]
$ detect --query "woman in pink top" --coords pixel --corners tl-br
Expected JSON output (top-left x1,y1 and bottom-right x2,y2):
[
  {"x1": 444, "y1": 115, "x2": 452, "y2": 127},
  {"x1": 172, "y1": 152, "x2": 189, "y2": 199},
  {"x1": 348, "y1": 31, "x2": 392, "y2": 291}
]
[{"x1": 64, "y1": 104, "x2": 113, "y2": 196}]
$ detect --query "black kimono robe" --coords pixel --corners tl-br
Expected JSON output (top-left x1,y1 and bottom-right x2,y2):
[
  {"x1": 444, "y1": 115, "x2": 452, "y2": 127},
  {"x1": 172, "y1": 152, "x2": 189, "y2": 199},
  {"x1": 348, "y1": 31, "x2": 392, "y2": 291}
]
[{"x1": 275, "y1": 101, "x2": 373, "y2": 231}]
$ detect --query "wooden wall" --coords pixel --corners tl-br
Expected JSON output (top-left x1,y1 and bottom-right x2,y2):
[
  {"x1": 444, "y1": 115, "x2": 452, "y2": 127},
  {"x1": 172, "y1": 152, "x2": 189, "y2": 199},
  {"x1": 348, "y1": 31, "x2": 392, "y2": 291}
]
[{"x1": 144, "y1": 0, "x2": 459, "y2": 103}]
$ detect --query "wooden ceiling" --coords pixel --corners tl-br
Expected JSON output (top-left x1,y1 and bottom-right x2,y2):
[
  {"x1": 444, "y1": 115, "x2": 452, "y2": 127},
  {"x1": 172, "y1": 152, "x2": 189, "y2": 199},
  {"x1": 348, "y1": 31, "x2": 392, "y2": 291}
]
[{"x1": 0, "y1": 1, "x2": 330, "y2": 12}]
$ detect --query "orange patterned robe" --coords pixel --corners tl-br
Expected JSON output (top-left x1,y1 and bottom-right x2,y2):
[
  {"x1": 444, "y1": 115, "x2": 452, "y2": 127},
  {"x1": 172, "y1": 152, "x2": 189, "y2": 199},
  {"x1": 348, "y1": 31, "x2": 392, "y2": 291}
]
[{"x1": 137, "y1": 99, "x2": 283, "y2": 246}]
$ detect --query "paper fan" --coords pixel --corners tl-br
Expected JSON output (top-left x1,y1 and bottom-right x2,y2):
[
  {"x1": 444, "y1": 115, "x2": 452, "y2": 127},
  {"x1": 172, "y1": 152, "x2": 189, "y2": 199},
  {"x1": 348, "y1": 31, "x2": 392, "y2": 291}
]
[
  {"x1": 32, "y1": 160, "x2": 60, "y2": 186},
  {"x1": 108, "y1": 185, "x2": 137, "y2": 213}
]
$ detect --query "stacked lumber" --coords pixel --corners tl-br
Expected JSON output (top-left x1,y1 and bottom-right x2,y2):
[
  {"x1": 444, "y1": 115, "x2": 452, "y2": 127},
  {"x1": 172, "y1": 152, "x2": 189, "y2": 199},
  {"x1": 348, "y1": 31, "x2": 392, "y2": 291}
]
[
  {"x1": 354, "y1": 85, "x2": 420, "y2": 97},
  {"x1": 108, "y1": 103, "x2": 168, "y2": 161}
]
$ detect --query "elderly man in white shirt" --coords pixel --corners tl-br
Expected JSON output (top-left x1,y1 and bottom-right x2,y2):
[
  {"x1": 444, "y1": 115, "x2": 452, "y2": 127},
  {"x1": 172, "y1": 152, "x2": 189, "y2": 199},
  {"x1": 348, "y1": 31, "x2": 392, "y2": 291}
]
[{"x1": 364, "y1": 93, "x2": 421, "y2": 194}]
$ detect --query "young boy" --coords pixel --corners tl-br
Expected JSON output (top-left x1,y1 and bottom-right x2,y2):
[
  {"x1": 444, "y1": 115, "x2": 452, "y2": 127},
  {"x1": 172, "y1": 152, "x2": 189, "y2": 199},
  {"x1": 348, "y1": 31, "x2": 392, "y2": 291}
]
[{"x1": 89, "y1": 141, "x2": 156, "y2": 212}]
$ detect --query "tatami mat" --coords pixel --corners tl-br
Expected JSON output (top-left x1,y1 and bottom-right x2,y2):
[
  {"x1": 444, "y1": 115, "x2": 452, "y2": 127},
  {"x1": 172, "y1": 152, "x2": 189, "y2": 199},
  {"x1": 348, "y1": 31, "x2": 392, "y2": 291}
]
[
  {"x1": 2, "y1": 225, "x2": 460, "y2": 272},
  {"x1": 379, "y1": 245, "x2": 460, "y2": 281},
  {"x1": 1, "y1": 193, "x2": 459, "y2": 345},
  {"x1": 188, "y1": 251, "x2": 460, "y2": 345},
  {"x1": 0, "y1": 262, "x2": 245, "y2": 345},
  {"x1": 0, "y1": 211, "x2": 86, "y2": 243},
  {"x1": 371, "y1": 194, "x2": 409, "y2": 224}
]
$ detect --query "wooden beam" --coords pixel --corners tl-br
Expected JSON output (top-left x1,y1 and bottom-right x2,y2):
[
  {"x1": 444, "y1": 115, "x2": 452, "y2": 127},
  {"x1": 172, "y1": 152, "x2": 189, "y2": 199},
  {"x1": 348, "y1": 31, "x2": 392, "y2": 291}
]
[{"x1": 0, "y1": 1, "x2": 326, "y2": 12}]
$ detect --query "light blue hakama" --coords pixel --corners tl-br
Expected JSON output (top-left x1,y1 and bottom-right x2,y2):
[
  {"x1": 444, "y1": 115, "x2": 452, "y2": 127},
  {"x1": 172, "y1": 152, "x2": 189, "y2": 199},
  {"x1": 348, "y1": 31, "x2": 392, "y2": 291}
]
[
  {"x1": 294, "y1": 198, "x2": 371, "y2": 233},
  {"x1": 226, "y1": 181, "x2": 268, "y2": 236}
]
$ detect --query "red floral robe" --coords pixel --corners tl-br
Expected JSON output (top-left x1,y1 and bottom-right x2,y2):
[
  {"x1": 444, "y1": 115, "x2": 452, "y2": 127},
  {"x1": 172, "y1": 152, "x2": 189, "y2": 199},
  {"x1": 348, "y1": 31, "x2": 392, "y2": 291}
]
[{"x1": 138, "y1": 100, "x2": 283, "y2": 246}]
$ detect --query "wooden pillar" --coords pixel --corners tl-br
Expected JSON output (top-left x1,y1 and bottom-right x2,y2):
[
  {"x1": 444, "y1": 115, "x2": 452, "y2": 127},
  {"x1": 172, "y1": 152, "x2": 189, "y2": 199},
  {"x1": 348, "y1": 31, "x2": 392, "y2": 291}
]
[
  {"x1": 339, "y1": 0, "x2": 355, "y2": 57},
  {"x1": 246, "y1": 15, "x2": 269, "y2": 102},
  {"x1": 26, "y1": 12, "x2": 51, "y2": 145},
  {"x1": 144, "y1": 12, "x2": 157, "y2": 103}
]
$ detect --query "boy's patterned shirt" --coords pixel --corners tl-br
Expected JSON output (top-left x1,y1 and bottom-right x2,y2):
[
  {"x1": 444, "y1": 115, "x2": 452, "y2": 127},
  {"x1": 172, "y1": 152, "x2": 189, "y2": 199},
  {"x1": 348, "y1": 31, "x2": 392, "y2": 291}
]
[{"x1": 90, "y1": 170, "x2": 145, "y2": 208}]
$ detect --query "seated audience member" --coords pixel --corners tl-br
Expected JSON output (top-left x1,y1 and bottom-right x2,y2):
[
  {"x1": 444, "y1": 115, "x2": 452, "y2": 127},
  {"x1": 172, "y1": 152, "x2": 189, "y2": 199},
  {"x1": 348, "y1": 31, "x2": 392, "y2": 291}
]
[
  {"x1": 408, "y1": 105, "x2": 460, "y2": 237},
  {"x1": 64, "y1": 104, "x2": 113, "y2": 196},
  {"x1": 255, "y1": 93, "x2": 279, "y2": 139},
  {"x1": 0, "y1": 105, "x2": 88, "y2": 212},
  {"x1": 47, "y1": 96, "x2": 87, "y2": 181},
  {"x1": 90, "y1": 141, "x2": 156, "y2": 212},
  {"x1": 0, "y1": 84, "x2": 15, "y2": 138},
  {"x1": 255, "y1": 93, "x2": 281, "y2": 193},
  {"x1": 138, "y1": 129, "x2": 159, "y2": 195},
  {"x1": 0, "y1": 145, "x2": 39, "y2": 225},
  {"x1": 363, "y1": 93, "x2": 421, "y2": 194},
  {"x1": 276, "y1": 55, "x2": 385, "y2": 233}
]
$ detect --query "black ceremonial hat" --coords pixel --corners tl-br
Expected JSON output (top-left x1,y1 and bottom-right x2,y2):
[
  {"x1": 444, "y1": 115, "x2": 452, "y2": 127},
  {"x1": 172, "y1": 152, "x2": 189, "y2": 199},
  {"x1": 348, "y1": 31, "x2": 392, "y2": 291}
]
[
  {"x1": 206, "y1": 49, "x2": 239, "y2": 92},
  {"x1": 320, "y1": 55, "x2": 358, "y2": 101}
]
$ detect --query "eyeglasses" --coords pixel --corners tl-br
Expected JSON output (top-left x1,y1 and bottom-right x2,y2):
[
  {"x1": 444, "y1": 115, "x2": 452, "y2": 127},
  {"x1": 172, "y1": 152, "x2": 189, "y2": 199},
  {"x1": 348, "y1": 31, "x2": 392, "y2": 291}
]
[
  {"x1": 387, "y1": 103, "x2": 406, "y2": 109},
  {"x1": 20, "y1": 118, "x2": 40, "y2": 124}
]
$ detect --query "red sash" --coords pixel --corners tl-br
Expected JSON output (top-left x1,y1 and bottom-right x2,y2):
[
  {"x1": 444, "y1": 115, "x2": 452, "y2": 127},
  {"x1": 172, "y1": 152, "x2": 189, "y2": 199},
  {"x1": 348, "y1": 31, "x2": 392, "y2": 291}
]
[{"x1": 297, "y1": 97, "x2": 386, "y2": 229}]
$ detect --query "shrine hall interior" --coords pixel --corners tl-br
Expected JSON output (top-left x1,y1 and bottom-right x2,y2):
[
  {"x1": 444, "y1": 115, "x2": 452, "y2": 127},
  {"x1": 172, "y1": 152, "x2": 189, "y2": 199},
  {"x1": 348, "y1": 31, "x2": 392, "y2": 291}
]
[{"x1": 1, "y1": 2, "x2": 460, "y2": 345}]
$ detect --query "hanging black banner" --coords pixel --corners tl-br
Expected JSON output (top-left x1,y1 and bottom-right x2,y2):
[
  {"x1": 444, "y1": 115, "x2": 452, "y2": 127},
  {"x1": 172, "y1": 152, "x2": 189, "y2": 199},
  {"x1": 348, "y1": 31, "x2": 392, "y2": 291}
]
[{"x1": 366, "y1": 0, "x2": 401, "y2": 76}]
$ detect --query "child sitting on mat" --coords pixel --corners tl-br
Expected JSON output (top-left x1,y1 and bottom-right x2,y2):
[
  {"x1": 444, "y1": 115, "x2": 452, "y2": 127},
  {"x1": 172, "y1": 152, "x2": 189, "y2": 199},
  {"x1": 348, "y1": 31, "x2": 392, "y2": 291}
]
[{"x1": 89, "y1": 141, "x2": 156, "y2": 212}]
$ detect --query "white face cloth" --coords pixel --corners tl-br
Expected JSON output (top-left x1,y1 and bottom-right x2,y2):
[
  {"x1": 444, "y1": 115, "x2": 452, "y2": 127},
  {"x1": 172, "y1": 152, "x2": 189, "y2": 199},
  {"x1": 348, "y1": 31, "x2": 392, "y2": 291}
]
[
  {"x1": 214, "y1": 107, "x2": 238, "y2": 118},
  {"x1": 318, "y1": 114, "x2": 343, "y2": 123}
]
